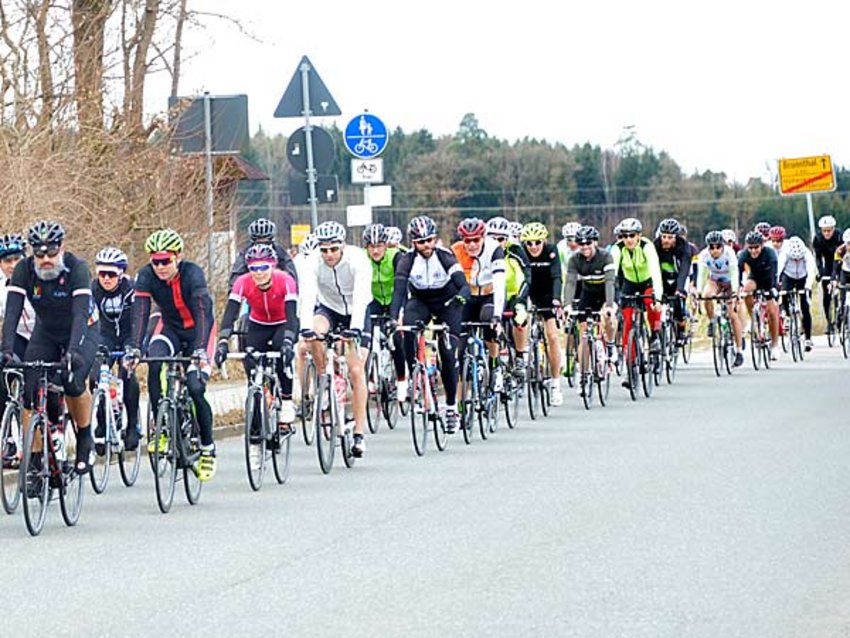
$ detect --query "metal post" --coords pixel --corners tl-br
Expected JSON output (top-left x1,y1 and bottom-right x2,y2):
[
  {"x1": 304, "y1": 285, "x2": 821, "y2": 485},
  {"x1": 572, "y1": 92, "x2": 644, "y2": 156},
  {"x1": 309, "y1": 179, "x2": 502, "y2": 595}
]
[
  {"x1": 300, "y1": 61, "x2": 319, "y2": 229},
  {"x1": 203, "y1": 92, "x2": 215, "y2": 281},
  {"x1": 806, "y1": 193, "x2": 816, "y2": 242}
]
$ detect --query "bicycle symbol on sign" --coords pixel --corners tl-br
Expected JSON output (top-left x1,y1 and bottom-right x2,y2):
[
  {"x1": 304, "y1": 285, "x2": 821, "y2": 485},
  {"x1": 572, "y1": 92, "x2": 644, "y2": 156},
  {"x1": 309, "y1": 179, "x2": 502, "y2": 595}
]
[
  {"x1": 354, "y1": 138, "x2": 379, "y2": 155},
  {"x1": 356, "y1": 162, "x2": 378, "y2": 175}
]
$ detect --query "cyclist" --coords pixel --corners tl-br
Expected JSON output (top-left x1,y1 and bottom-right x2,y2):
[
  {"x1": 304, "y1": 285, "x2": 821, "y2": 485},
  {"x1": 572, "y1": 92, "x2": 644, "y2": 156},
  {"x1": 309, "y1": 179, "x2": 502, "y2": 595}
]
[
  {"x1": 385, "y1": 226, "x2": 407, "y2": 252},
  {"x1": 697, "y1": 231, "x2": 744, "y2": 367},
  {"x1": 508, "y1": 221, "x2": 523, "y2": 245},
  {"x1": 125, "y1": 229, "x2": 217, "y2": 481},
  {"x1": 653, "y1": 218, "x2": 691, "y2": 344},
  {"x1": 298, "y1": 221, "x2": 372, "y2": 457},
  {"x1": 0, "y1": 221, "x2": 99, "y2": 475},
  {"x1": 90, "y1": 247, "x2": 141, "y2": 451},
  {"x1": 737, "y1": 230, "x2": 780, "y2": 358},
  {"x1": 517, "y1": 222, "x2": 564, "y2": 406},
  {"x1": 721, "y1": 229, "x2": 741, "y2": 252},
  {"x1": 453, "y1": 217, "x2": 506, "y2": 390},
  {"x1": 390, "y1": 216, "x2": 470, "y2": 434},
  {"x1": 778, "y1": 236, "x2": 816, "y2": 351},
  {"x1": 363, "y1": 223, "x2": 407, "y2": 402},
  {"x1": 229, "y1": 217, "x2": 298, "y2": 288},
  {"x1": 563, "y1": 225, "x2": 617, "y2": 373},
  {"x1": 832, "y1": 229, "x2": 850, "y2": 314},
  {"x1": 813, "y1": 215, "x2": 843, "y2": 328},
  {"x1": 557, "y1": 222, "x2": 581, "y2": 272},
  {"x1": 769, "y1": 226, "x2": 787, "y2": 264},
  {"x1": 754, "y1": 222, "x2": 772, "y2": 242}
]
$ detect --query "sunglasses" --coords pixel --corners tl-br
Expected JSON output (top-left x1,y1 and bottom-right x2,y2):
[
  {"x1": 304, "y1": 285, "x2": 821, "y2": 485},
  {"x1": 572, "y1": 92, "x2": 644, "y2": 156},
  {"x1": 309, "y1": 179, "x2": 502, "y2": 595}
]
[
  {"x1": 97, "y1": 271, "x2": 119, "y2": 279},
  {"x1": 524, "y1": 240, "x2": 543, "y2": 247},
  {"x1": 463, "y1": 237, "x2": 483, "y2": 244},
  {"x1": 248, "y1": 263, "x2": 272, "y2": 272},
  {"x1": 34, "y1": 245, "x2": 61, "y2": 258},
  {"x1": 413, "y1": 237, "x2": 435, "y2": 246},
  {"x1": 150, "y1": 256, "x2": 175, "y2": 266},
  {"x1": 319, "y1": 245, "x2": 341, "y2": 254},
  {"x1": 491, "y1": 235, "x2": 508, "y2": 242},
  {"x1": 708, "y1": 244, "x2": 723, "y2": 250},
  {"x1": 577, "y1": 240, "x2": 593, "y2": 246},
  {"x1": 620, "y1": 233, "x2": 637, "y2": 239}
]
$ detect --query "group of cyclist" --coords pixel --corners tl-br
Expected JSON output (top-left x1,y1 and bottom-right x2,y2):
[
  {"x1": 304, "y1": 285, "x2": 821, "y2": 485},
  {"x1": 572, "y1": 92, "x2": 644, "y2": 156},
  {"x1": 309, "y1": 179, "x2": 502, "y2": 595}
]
[{"x1": 0, "y1": 209, "x2": 846, "y2": 494}]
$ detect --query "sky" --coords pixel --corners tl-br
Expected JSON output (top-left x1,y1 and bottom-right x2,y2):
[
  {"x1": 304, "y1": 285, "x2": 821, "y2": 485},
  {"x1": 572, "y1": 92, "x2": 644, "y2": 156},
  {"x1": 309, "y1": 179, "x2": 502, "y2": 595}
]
[{"x1": 144, "y1": 0, "x2": 849, "y2": 184}]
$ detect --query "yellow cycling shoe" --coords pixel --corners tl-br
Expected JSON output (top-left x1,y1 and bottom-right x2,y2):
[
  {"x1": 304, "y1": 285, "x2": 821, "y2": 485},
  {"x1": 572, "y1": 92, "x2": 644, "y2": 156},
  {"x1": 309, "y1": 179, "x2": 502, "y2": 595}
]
[
  {"x1": 194, "y1": 451, "x2": 216, "y2": 482},
  {"x1": 147, "y1": 432, "x2": 168, "y2": 455}
]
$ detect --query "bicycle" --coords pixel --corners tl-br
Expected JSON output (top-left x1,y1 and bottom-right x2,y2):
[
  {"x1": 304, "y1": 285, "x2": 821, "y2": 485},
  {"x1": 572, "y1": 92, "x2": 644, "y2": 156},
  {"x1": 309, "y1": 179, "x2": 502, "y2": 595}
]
[
  {"x1": 742, "y1": 290, "x2": 772, "y2": 370},
  {"x1": 526, "y1": 306, "x2": 553, "y2": 420},
  {"x1": 311, "y1": 331, "x2": 358, "y2": 474},
  {"x1": 1, "y1": 367, "x2": 24, "y2": 514},
  {"x1": 498, "y1": 312, "x2": 522, "y2": 429},
  {"x1": 620, "y1": 293, "x2": 658, "y2": 400},
  {"x1": 459, "y1": 321, "x2": 498, "y2": 443},
  {"x1": 10, "y1": 360, "x2": 84, "y2": 536},
  {"x1": 780, "y1": 289, "x2": 806, "y2": 363},
  {"x1": 141, "y1": 356, "x2": 204, "y2": 514},
  {"x1": 562, "y1": 313, "x2": 579, "y2": 388},
  {"x1": 299, "y1": 348, "x2": 317, "y2": 446},
  {"x1": 365, "y1": 314, "x2": 401, "y2": 434},
  {"x1": 228, "y1": 348, "x2": 292, "y2": 491},
  {"x1": 397, "y1": 323, "x2": 449, "y2": 456},
  {"x1": 89, "y1": 348, "x2": 141, "y2": 494},
  {"x1": 572, "y1": 310, "x2": 612, "y2": 409},
  {"x1": 680, "y1": 293, "x2": 698, "y2": 364},
  {"x1": 697, "y1": 294, "x2": 735, "y2": 376},
  {"x1": 822, "y1": 276, "x2": 840, "y2": 347}
]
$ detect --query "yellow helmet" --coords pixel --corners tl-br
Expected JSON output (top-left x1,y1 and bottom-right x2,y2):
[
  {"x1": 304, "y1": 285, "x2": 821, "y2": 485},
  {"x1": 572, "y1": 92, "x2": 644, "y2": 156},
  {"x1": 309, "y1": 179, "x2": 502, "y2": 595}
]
[
  {"x1": 520, "y1": 222, "x2": 549, "y2": 242},
  {"x1": 145, "y1": 228, "x2": 184, "y2": 254}
]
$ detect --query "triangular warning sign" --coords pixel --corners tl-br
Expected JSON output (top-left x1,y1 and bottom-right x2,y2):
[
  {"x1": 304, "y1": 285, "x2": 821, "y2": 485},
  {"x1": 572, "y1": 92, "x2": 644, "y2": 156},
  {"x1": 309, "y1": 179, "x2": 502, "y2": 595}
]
[{"x1": 274, "y1": 55, "x2": 341, "y2": 118}]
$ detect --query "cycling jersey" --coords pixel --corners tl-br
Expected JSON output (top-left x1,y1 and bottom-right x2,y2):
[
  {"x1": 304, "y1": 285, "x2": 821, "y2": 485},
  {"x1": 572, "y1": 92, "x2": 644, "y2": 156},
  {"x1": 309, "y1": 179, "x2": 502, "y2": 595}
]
[
  {"x1": 93, "y1": 275, "x2": 135, "y2": 344},
  {"x1": 370, "y1": 247, "x2": 401, "y2": 307},
  {"x1": 526, "y1": 243, "x2": 562, "y2": 306},
  {"x1": 222, "y1": 269, "x2": 298, "y2": 329},
  {"x1": 814, "y1": 230, "x2": 843, "y2": 277},
  {"x1": 563, "y1": 248, "x2": 615, "y2": 305},
  {"x1": 0, "y1": 271, "x2": 34, "y2": 341},
  {"x1": 653, "y1": 235, "x2": 691, "y2": 294},
  {"x1": 696, "y1": 245, "x2": 739, "y2": 293},
  {"x1": 390, "y1": 247, "x2": 470, "y2": 319},
  {"x1": 451, "y1": 237, "x2": 506, "y2": 316},
  {"x1": 229, "y1": 242, "x2": 298, "y2": 288},
  {"x1": 299, "y1": 245, "x2": 372, "y2": 332},
  {"x1": 778, "y1": 248, "x2": 816, "y2": 288},
  {"x1": 833, "y1": 244, "x2": 850, "y2": 275},
  {"x1": 737, "y1": 246, "x2": 778, "y2": 290},
  {"x1": 609, "y1": 238, "x2": 663, "y2": 301},
  {"x1": 557, "y1": 238, "x2": 578, "y2": 270}
]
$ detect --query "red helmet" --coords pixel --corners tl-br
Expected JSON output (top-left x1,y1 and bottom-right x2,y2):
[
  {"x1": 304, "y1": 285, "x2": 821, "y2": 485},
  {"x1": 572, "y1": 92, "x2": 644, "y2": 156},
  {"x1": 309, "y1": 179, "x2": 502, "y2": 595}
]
[
  {"x1": 457, "y1": 217, "x2": 486, "y2": 239},
  {"x1": 768, "y1": 225, "x2": 786, "y2": 241}
]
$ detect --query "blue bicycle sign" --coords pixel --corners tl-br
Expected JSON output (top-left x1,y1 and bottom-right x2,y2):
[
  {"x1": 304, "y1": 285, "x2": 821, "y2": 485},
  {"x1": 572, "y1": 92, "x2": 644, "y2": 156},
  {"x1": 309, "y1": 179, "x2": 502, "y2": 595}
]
[{"x1": 344, "y1": 113, "x2": 388, "y2": 159}]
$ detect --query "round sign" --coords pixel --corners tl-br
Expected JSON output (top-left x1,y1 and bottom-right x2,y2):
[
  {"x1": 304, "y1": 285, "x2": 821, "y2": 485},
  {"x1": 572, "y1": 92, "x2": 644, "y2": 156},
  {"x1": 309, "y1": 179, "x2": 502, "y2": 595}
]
[
  {"x1": 286, "y1": 126, "x2": 336, "y2": 174},
  {"x1": 343, "y1": 113, "x2": 388, "y2": 159}
]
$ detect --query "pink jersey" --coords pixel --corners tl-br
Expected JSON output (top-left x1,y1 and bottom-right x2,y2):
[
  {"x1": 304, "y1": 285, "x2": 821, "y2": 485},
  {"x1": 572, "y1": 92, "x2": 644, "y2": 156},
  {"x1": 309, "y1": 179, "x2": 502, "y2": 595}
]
[{"x1": 229, "y1": 270, "x2": 297, "y2": 325}]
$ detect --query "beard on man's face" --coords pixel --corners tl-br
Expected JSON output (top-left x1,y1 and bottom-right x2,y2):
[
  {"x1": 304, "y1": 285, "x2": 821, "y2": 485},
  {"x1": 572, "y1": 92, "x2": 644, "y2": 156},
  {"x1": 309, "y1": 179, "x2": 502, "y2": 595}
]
[{"x1": 34, "y1": 253, "x2": 66, "y2": 281}]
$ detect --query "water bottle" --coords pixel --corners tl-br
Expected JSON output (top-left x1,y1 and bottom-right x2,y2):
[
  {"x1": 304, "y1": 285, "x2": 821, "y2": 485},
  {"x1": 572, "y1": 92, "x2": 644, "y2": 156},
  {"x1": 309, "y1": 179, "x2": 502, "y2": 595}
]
[{"x1": 51, "y1": 425, "x2": 65, "y2": 462}]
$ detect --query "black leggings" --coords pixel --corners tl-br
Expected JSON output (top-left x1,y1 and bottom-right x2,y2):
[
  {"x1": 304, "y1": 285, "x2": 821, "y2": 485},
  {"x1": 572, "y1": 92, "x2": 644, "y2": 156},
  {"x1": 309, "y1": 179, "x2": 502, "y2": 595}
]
[
  {"x1": 23, "y1": 325, "x2": 98, "y2": 409},
  {"x1": 402, "y1": 297, "x2": 462, "y2": 405},
  {"x1": 244, "y1": 321, "x2": 293, "y2": 399},
  {"x1": 781, "y1": 274, "x2": 812, "y2": 339}
]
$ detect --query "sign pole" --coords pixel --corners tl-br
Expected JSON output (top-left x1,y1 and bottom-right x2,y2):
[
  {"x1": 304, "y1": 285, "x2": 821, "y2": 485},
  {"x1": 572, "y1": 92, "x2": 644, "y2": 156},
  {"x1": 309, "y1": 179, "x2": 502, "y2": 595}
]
[
  {"x1": 203, "y1": 91, "x2": 215, "y2": 281},
  {"x1": 299, "y1": 61, "x2": 319, "y2": 229},
  {"x1": 806, "y1": 192, "x2": 816, "y2": 242}
]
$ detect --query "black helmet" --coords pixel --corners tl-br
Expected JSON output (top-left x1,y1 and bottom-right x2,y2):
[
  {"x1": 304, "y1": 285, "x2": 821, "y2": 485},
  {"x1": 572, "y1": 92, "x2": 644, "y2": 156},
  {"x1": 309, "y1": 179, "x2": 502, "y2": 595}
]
[
  {"x1": 575, "y1": 225, "x2": 600, "y2": 243},
  {"x1": 248, "y1": 218, "x2": 277, "y2": 242},
  {"x1": 745, "y1": 230, "x2": 765, "y2": 246},
  {"x1": 657, "y1": 218, "x2": 681, "y2": 236},
  {"x1": 704, "y1": 231, "x2": 724, "y2": 246},
  {"x1": 27, "y1": 220, "x2": 65, "y2": 247},
  {"x1": 362, "y1": 223, "x2": 388, "y2": 246},
  {"x1": 0, "y1": 233, "x2": 26, "y2": 259},
  {"x1": 408, "y1": 216, "x2": 437, "y2": 241}
]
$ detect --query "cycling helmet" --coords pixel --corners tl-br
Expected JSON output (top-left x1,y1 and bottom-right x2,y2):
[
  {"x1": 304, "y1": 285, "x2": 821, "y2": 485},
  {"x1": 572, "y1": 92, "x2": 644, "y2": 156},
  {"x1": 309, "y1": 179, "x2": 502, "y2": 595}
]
[
  {"x1": 247, "y1": 218, "x2": 277, "y2": 242},
  {"x1": 754, "y1": 222, "x2": 771, "y2": 238},
  {"x1": 721, "y1": 229, "x2": 737, "y2": 243},
  {"x1": 385, "y1": 226, "x2": 403, "y2": 244},
  {"x1": 299, "y1": 233, "x2": 318, "y2": 255},
  {"x1": 486, "y1": 216, "x2": 511, "y2": 237},
  {"x1": 0, "y1": 233, "x2": 26, "y2": 259},
  {"x1": 561, "y1": 222, "x2": 581, "y2": 239},
  {"x1": 657, "y1": 218, "x2": 681, "y2": 236},
  {"x1": 457, "y1": 217, "x2": 486, "y2": 239},
  {"x1": 679, "y1": 224, "x2": 688, "y2": 237},
  {"x1": 818, "y1": 215, "x2": 837, "y2": 230},
  {"x1": 145, "y1": 228, "x2": 183, "y2": 254},
  {"x1": 408, "y1": 216, "x2": 437, "y2": 241},
  {"x1": 245, "y1": 243, "x2": 277, "y2": 263},
  {"x1": 28, "y1": 220, "x2": 65, "y2": 247},
  {"x1": 843, "y1": 229, "x2": 850, "y2": 243},
  {"x1": 768, "y1": 225, "x2": 786, "y2": 241},
  {"x1": 705, "y1": 231, "x2": 724, "y2": 246},
  {"x1": 508, "y1": 221, "x2": 522, "y2": 240},
  {"x1": 520, "y1": 222, "x2": 549, "y2": 242},
  {"x1": 362, "y1": 223, "x2": 387, "y2": 246},
  {"x1": 314, "y1": 221, "x2": 346, "y2": 244},
  {"x1": 786, "y1": 236, "x2": 806, "y2": 260},
  {"x1": 95, "y1": 246, "x2": 128, "y2": 270},
  {"x1": 745, "y1": 230, "x2": 765, "y2": 246},
  {"x1": 618, "y1": 218, "x2": 642, "y2": 234},
  {"x1": 575, "y1": 225, "x2": 600, "y2": 243}
]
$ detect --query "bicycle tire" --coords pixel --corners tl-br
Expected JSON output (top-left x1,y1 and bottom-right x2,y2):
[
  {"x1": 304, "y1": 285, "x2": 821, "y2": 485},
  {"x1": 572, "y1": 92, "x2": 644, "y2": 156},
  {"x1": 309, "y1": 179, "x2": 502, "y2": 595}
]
[
  {"x1": 59, "y1": 417, "x2": 84, "y2": 527},
  {"x1": 21, "y1": 415, "x2": 49, "y2": 536},
  {"x1": 89, "y1": 388, "x2": 111, "y2": 495},
  {"x1": 843, "y1": 314, "x2": 850, "y2": 359},
  {"x1": 596, "y1": 344, "x2": 611, "y2": 406},
  {"x1": 183, "y1": 409, "x2": 203, "y2": 505},
  {"x1": 410, "y1": 365, "x2": 428, "y2": 457},
  {"x1": 639, "y1": 329, "x2": 654, "y2": 399},
  {"x1": 382, "y1": 374, "x2": 399, "y2": 430},
  {"x1": 460, "y1": 356, "x2": 475, "y2": 444},
  {"x1": 664, "y1": 323, "x2": 678, "y2": 384},
  {"x1": 244, "y1": 388, "x2": 266, "y2": 491},
  {"x1": 503, "y1": 367, "x2": 520, "y2": 429},
  {"x1": 827, "y1": 294, "x2": 839, "y2": 347},
  {"x1": 271, "y1": 427, "x2": 292, "y2": 485},
  {"x1": 478, "y1": 359, "x2": 491, "y2": 440},
  {"x1": 539, "y1": 339, "x2": 551, "y2": 417},
  {"x1": 751, "y1": 318, "x2": 761, "y2": 371},
  {"x1": 315, "y1": 374, "x2": 335, "y2": 473},
  {"x1": 365, "y1": 353, "x2": 381, "y2": 434},
  {"x1": 626, "y1": 329, "x2": 640, "y2": 402},
  {"x1": 118, "y1": 403, "x2": 141, "y2": 487},
  {"x1": 712, "y1": 320, "x2": 722, "y2": 377},
  {"x1": 300, "y1": 359, "x2": 317, "y2": 446},
  {"x1": 564, "y1": 326, "x2": 577, "y2": 388},
  {"x1": 152, "y1": 401, "x2": 177, "y2": 514},
  {"x1": 779, "y1": 312, "x2": 788, "y2": 353},
  {"x1": 723, "y1": 327, "x2": 734, "y2": 375},
  {"x1": 0, "y1": 401, "x2": 22, "y2": 514},
  {"x1": 526, "y1": 348, "x2": 539, "y2": 421}
]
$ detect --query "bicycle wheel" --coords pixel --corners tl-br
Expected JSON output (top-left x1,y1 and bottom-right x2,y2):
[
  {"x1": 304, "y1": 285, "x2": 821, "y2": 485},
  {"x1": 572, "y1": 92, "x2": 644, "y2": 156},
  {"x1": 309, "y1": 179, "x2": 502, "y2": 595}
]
[
  {"x1": 0, "y1": 401, "x2": 22, "y2": 514},
  {"x1": 596, "y1": 343, "x2": 611, "y2": 406},
  {"x1": 89, "y1": 388, "x2": 112, "y2": 495},
  {"x1": 59, "y1": 417, "x2": 84, "y2": 527},
  {"x1": 680, "y1": 324, "x2": 693, "y2": 363},
  {"x1": 843, "y1": 314, "x2": 850, "y2": 359},
  {"x1": 712, "y1": 320, "x2": 722, "y2": 377},
  {"x1": 433, "y1": 411, "x2": 448, "y2": 451},
  {"x1": 460, "y1": 357, "x2": 475, "y2": 444},
  {"x1": 564, "y1": 327, "x2": 577, "y2": 388},
  {"x1": 779, "y1": 312, "x2": 788, "y2": 353},
  {"x1": 478, "y1": 360, "x2": 491, "y2": 440},
  {"x1": 503, "y1": 370, "x2": 520, "y2": 429},
  {"x1": 640, "y1": 330, "x2": 654, "y2": 399},
  {"x1": 626, "y1": 329, "x2": 639, "y2": 402},
  {"x1": 118, "y1": 402, "x2": 141, "y2": 487},
  {"x1": 750, "y1": 319, "x2": 761, "y2": 371},
  {"x1": 382, "y1": 367, "x2": 400, "y2": 430},
  {"x1": 21, "y1": 415, "x2": 49, "y2": 536},
  {"x1": 581, "y1": 369, "x2": 593, "y2": 411},
  {"x1": 152, "y1": 401, "x2": 177, "y2": 514},
  {"x1": 183, "y1": 411, "x2": 202, "y2": 505},
  {"x1": 365, "y1": 352, "x2": 381, "y2": 434},
  {"x1": 827, "y1": 293, "x2": 839, "y2": 347},
  {"x1": 244, "y1": 388, "x2": 266, "y2": 491},
  {"x1": 664, "y1": 323, "x2": 678, "y2": 384},
  {"x1": 794, "y1": 310, "x2": 804, "y2": 361},
  {"x1": 526, "y1": 347, "x2": 539, "y2": 421},
  {"x1": 410, "y1": 365, "x2": 428, "y2": 457},
  {"x1": 314, "y1": 374, "x2": 335, "y2": 474},
  {"x1": 300, "y1": 358, "x2": 316, "y2": 446}
]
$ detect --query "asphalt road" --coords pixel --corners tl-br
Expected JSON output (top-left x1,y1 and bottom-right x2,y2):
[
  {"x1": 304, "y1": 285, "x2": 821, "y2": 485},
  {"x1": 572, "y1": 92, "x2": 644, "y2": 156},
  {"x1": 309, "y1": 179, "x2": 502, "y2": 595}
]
[{"x1": 3, "y1": 338, "x2": 850, "y2": 638}]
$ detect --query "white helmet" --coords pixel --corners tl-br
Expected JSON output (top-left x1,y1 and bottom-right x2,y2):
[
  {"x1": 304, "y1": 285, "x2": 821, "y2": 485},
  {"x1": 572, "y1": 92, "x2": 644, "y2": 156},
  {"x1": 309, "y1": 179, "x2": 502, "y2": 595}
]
[
  {"x1": 618, "y1": 218, "x2": 642, "y2": 234},
  {"x1": 385, "y1": 226, "x2": 403, "y2": 245},
  {"x1": 721, "y1": 229, "x2": 737, "y2": 243},
  {"x1": 843, "y1": 229, "x2": 850, "y2": 243},
  {"x1": 314, "y1": 221, "x2": 346, "y2": 244},
  {"x1": 561, "y1": 222, "x2": 581, "y2": 239},
  {"x1": 486, "y1": 216, "x2": 510, "y2": 237},
  {"x1": 508, "y1": 221, "x2": 522, "y2": 240},
  {"x1": 299, "y1": 233, "x2": 318, "y2": 255},
  {"x1": 819, "y1": 215, "x2": 837, "y2": 229},
  {"x1": 787, "y1": 236, "x2": 806, "y2": 260}
]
